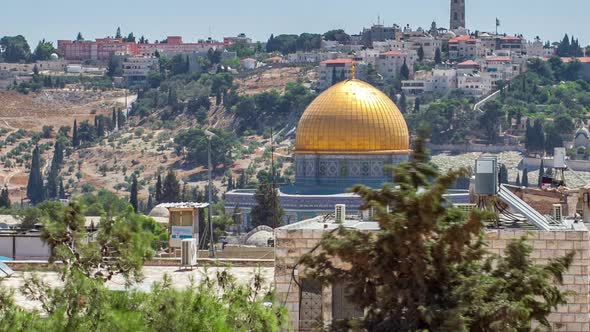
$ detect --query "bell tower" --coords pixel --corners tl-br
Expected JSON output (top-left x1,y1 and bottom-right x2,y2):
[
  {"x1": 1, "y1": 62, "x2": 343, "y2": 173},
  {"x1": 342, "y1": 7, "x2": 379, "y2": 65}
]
[{"x1": 450, "y1": 0, "x2": 465, "y2": 30}]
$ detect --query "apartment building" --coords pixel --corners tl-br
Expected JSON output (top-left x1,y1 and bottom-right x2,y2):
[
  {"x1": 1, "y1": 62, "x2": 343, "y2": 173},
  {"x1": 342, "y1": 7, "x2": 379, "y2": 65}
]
[
  {"x1": 122, "y1": 57, "x2": 159, "y2": 87},
  {"x1": 448, "y1": 35, "x2": 484, "y2": 60},
  {"x1": 375, "y1": 51, "x2": 416, "y2": 80},
  {"x1": 316, "y1": 59, "x2": 367, "y2": 90}
]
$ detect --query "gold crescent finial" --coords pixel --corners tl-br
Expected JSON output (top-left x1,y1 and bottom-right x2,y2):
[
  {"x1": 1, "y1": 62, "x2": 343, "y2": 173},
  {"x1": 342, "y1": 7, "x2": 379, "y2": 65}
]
[{"x1": 351, "y1": 61, "x2": 355, "y2": 80}]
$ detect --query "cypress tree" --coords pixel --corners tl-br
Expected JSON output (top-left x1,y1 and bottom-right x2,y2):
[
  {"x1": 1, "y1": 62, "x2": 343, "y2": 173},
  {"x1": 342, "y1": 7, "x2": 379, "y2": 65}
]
[
  {"x1": 398, "y1": 92, "x2": 407, "y2": 113},
  {"x1": 112, "y1": 108, "x2": 117, "y2": 130},
  {"x1": 0, "y1": 185, "x2": 10, "y2": 208},
  {"x1": 161, "y1": 170, "x2": 180, "y2": 203},
  {"x1": 238, "y1": 170, "x2": 247, "y2": 189},
  {"x1": 227, "y1": 173, "x2": 234, "y2": 191},
  {"x1": 414, "y1": 98, "x2": 421, "y2": 113},
  {"x1": 417, "y1": 46, "x2": 425, "y2": 62},
  {"x1": 434, "y1": 47, "x2": 442, "y2": 64},
  {"x1": 72, "y1": 119, "x2": 79, "y2": 147},
  {"x1": 522, "y1": 168, "x2": 529, "y2": 187},
  {"x1": 502, "y1": 165, "x2": 509, "y2": 183},
  {"x1": 191, "y1": 186, "x2": 199, "y2": 202},
  {"x1": 146, "y1": 194, "x2": 154, "y2": 212},
  {"x1": 400, "y1": 59, "x2": 410, "y2": 80},
  {"x1": 130, "y1": 174, "x2": 138, "y2": 213},
  {"x1": 59, "y1": 179, "x2": 66, "y2": 199},
  {"x1": 117, "y1": 110, "x2": 126, "y2": 128},
  {"x1": 155, "y1": 174, "x2": 162, "y2": 204},
  {"x1": 181, "y1": 182, "x2": 188, "y2": 201},
  {"x1": 251, "y1": 182, "x2": 283, "y2": 228},
  {"x1": 516, "y1": 173, "x2": 521, "y2": 186},
  {"x1": 27, "y1": 146, "x2": 45, "y2": 204}
]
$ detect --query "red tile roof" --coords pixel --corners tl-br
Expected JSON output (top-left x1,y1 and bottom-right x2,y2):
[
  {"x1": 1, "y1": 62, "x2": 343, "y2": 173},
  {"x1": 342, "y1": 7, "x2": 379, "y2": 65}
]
[
  {"x1": 320, "y1": 58, "x2": 353, "y2": 65},
  {"x1": 381, "y1": 51, "x2": 406, "y2": 56},
  {"x1": 267, "y1": 56, "x2": 283, "y2": 62},
  {"x1": 562, "y1": 57, "x2": 590, "y2": 63},
  {"x1": 487, "y1": 56, "x2": 511, "y2": 62},
  {"x1": 457, "y1": 60, "x2": 479, "y2": 67},
  {"x1": 449, "y1": 35, "x2": 474, "y2": 43}
]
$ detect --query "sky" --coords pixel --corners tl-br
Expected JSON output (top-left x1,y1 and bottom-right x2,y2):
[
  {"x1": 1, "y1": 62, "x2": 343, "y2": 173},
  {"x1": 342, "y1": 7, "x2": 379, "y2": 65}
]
[{"x1": 2, "y1": 0, "x2": 588, "y2": 46}]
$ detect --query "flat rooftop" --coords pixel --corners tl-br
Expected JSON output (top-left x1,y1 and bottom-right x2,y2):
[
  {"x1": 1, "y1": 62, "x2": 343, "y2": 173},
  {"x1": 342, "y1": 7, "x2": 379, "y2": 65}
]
[
  {"x1": 1, "y1": 266, "x2": 273, "y2": 311},
  {"x1": 279, "y1": 215, "x2": 380, "y2": 231}
]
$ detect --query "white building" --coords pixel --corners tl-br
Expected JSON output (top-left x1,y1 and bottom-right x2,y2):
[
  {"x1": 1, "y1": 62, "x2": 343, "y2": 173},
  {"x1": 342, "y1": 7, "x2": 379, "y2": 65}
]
[
  {"x1": 483, "y1": 56, "x2": 519, "y2": 82},
  {"x1": 448, "y1": 35, "x2": 484, "y2": 60},
  {"x1": 426, "y1": 69, "x2": 458, "y2": 93},
  {"x1": 287, "y1": 52, "x2": 320, "y2": 64},
  {"x1": 317, "y1": 59, "x2": 367, "y2": 90},
  {"x1": 402, "y1": 68, "x2": 457, "y2": 95},
  {"x1": 526, "y1": 40, "x2": 555, "y2": 58},
  {"x1": 122, "y1": 57, "x2": 159, "y2": 87},
  {"x1": 457, "y1": 72, "x2": 493, "y2": 97},
  {"x1": 240, "y1": 58, "x2": 257, "y2": 70},
  {"x1": 375, "y1": 51, "x2": 416, "y2": 81}
]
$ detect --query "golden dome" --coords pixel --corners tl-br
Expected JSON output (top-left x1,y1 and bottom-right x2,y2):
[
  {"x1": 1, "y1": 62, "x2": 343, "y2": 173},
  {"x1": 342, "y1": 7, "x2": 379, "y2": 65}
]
[{"x1": 295, "y1": 79, "x2": 410, "y2": 154}]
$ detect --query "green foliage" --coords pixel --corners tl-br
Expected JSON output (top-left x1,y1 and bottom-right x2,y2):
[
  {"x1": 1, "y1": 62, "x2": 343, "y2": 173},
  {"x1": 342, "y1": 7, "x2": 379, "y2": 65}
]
[
  {"x1": 0, "y1": 185, "x2": 10, "y2": 209},
  {"x1": 479, "y1": 100, "x2": 505, "y2": 143},
  {"x1": 0, "y1": 35, "x2": 31, "y2": 63},
  {"x1": 251, "y1": 182, "x2": 283, "y2": 228},
  {"x1": 130, "y1": 174, "x2": 139, "y2": 212},
  {"x1": 161, "y1": 170, "x2": 180, "y2": 203},
  {"x1": 266, "y1": 33, "x2": 321, "y2": 54},
  {"x1": 323, "y1": 29, "x2": 351, "y2": 44},
  {"x1": 232, "y1": 82, "x2": 316, "y2": 133},
  {"x1": 175, "y1": 128, "x2": 236, "y2": 167},
  {"x1": 407, "y1": 94, "x2": 473, "y2": 144},
  {"x1": 302, "y1": 132, "x2": 573, "y2": 331},
  {"x1": 32, "y1": 39, "x2": 56, "y2": 61},
  {"x1": 434, "y1": 47, "x2": 442, "y2": 64},
  {"x1": 226, "y1": 43, "x2": 255, "y2": 58},
  {"x1": 400, "y1": 59, "x2": 410, "y2": 80},
  {"x1": 26, "y1": 145, "x2": 44, "y2": 204},
  {"x1": 0, "y1": 202, "x2": 285, "y2": 331},
  {"x1": 79, "y1": 189, "x2": 132, "y2": 216}
]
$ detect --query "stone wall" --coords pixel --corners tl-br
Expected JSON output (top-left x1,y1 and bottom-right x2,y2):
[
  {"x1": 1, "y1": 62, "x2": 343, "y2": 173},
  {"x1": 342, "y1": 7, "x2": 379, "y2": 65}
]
[
  {"x1": 275, "y1": 228, "x2": 327, "y2": 331},
  {"x1": 485, "y1": 229, "x2": 590, "y2": 332},
  {"x1": 275, "y1": 227, "x2": 590, "y2": 331}
]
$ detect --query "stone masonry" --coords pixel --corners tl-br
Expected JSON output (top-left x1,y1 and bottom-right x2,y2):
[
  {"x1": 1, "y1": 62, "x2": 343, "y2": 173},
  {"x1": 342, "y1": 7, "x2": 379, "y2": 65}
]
[{"x1": 275, "y1": 227, "x2": 590, "y2": 331}]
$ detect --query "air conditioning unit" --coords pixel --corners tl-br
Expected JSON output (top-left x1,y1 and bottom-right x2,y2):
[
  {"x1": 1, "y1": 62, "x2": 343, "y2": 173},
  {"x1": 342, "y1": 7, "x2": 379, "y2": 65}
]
[
  {"x1": 454, "y1": 203, "x2": 476, "y2": 215},
  {"x1": 181, "y1": 238, "x2": 198, "y2": 269},
  {"x1": 475, "y1": 157, "x2": 498, "y2": 195},
  {"x1": 335, "y1": 204, "x2": 346, "y2": 223},
  {"x1": 552, "y1": 204, "x2": 562, "y2": 221}
]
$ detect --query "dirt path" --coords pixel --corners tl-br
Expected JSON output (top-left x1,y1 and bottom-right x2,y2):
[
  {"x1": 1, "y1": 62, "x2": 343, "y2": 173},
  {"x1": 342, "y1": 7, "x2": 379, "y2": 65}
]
[{"x1": 3, "y1": 169, "x2": 21, "y2": 187}]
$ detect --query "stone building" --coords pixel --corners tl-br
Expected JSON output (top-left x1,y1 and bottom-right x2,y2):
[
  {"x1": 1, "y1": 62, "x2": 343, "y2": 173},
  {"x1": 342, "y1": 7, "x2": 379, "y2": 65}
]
[
  {"x1": 450, "y1": 0, "x2": 466, "y2": 30},
  {"x1": 274, "y1": 214, "x2": 590, "y2": 331}
]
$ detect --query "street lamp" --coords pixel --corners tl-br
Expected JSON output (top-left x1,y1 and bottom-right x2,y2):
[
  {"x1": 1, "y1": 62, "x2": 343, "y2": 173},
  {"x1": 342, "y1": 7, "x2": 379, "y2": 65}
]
[{"x1": 204, "y1": 130, "x2": 216, "y2": 258}]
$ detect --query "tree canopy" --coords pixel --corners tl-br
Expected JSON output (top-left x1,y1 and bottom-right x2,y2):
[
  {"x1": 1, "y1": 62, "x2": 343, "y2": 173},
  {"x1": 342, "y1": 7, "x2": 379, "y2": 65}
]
[
  {"x1": 0, "y1": 35, "x2": 31, "y2": 63},
  {"x1": 302, "y1": 132, "x2": 573, "y2": 331}
]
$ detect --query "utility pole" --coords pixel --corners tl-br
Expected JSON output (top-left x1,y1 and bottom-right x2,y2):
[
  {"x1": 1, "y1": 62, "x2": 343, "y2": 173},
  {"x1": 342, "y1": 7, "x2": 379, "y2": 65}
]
[
  {"x1": 270, "y1": 127, "x2": 276, "y2": 229},
  {"x1": 206, "y1": 131, "x2": 216, "y2": 258}
]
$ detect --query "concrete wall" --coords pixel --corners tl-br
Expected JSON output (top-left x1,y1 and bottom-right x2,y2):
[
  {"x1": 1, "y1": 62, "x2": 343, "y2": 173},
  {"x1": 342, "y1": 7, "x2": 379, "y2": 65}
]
[
  {"x1": 0, "y1": 235, "x2": 51, "y2": 260},
  {"x1": 275, "y1": 228, "x2": 590, "y2": 331},
  {"x1": 275, "y1": 228, "x2": 326, "y2": 331},
  {"x1": 428, "y1": 143, "x2": 525, "y2": 153},
  {"x1": 486, "y1": 229, "x2": 590, "y2": 332},
  {"x1": 522, "y1": 157, "x2": 590, "y2": 172}
]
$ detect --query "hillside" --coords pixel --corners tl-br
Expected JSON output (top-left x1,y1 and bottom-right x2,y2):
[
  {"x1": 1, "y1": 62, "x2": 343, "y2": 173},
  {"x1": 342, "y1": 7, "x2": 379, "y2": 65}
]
[{"x1": 0, "y1": 66, "x2": 309, "y2": 206}]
